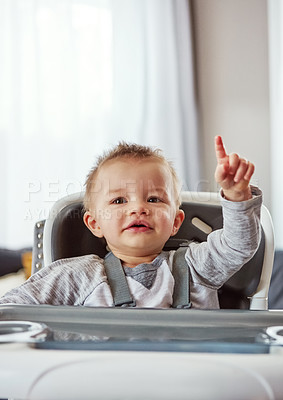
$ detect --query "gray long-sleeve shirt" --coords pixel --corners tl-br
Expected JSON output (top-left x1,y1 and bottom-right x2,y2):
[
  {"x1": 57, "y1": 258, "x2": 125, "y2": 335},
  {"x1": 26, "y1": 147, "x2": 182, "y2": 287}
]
[{"x1": 0, "y1": 187, "x2": 262, "y2": 309}]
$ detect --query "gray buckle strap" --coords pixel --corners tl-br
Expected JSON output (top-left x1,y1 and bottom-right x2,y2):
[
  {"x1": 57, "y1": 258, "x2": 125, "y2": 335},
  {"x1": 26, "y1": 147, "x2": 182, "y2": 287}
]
[
  {"x1": 172, "y1": 247, "x2": 191, "y2": 309},
  {"x1": 104, "y1": 252, "x2": 136, "y2": 307}
]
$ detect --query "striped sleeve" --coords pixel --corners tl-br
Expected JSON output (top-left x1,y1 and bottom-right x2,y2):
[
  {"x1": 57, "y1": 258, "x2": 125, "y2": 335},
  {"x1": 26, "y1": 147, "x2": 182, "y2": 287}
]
[{"x1": 0, "y1": 254, "x2": 106, "y2": 305}]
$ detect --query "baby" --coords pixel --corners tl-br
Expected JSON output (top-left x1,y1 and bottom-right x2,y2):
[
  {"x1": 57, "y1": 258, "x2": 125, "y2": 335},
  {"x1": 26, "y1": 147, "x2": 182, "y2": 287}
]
[{"x1": 0, "y1": 136, "x2": 262, "y2": 308}]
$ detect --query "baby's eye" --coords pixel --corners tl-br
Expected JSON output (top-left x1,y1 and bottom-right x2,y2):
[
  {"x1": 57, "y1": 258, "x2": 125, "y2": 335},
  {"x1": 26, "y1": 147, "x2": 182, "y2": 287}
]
[
  {"x1": 112, "y1": 197, "x2": 127, "y2": 204},
  {"x1": 147, "y1": 197, "x2": 161, "y2": 203}
]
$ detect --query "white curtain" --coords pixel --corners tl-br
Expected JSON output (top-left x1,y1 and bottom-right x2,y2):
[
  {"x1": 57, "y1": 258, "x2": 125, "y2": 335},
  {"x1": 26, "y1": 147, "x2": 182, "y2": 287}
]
[
  {"x1": 0, "y1": 0, "x2": 199, "y2": 249},
  {"x1": 268, "y1": 0, "x2": 283, "y2": 249}
]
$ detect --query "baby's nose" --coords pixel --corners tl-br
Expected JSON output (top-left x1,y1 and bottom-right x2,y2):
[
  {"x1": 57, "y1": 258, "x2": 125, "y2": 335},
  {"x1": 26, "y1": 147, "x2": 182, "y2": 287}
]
[{"x1": 129, "y1": 202, "x2": 150, "y2": 216}]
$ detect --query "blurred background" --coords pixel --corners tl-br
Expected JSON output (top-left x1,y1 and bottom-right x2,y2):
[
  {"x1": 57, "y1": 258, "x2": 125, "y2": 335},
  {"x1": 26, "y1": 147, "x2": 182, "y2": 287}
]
[{"x1": 0, "y1": 0, "x2": 281, "y2": 255}]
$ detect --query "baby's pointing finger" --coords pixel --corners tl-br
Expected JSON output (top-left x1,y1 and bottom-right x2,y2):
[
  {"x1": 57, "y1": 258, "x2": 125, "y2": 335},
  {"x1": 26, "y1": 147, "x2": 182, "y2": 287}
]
[{"x1": 214, "y1": 136, "x2": 227, "y2": 163}]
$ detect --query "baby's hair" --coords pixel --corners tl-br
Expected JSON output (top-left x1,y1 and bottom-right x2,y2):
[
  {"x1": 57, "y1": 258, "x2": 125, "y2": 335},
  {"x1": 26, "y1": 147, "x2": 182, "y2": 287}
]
[{"x1": 83, "y1": 142, "x2": 181, "y2": 211}]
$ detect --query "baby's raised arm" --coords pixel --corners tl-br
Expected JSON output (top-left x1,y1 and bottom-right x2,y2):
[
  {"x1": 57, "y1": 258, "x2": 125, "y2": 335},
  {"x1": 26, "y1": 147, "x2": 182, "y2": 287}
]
[{"x1": 214, "y1": 136, "x2": 255, "y2": 202}]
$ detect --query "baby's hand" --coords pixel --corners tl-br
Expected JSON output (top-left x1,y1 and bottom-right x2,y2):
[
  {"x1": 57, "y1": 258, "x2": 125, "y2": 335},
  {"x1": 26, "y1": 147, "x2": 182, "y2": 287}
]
[{"x1": 214, "y1": 136, "x2": 254, "y2": 201}]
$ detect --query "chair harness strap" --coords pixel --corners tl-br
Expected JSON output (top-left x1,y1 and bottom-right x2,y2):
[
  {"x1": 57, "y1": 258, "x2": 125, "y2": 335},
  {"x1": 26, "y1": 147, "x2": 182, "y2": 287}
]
[
  {"x1": 104, "y1": 248, "x2": 191, "y2": 308},
  {"x1": 104, "y1": 252, "x2": 136, "y2": 307},
  {"x1": 172, "y1": 247, "x2": 192, "y2": 309}
]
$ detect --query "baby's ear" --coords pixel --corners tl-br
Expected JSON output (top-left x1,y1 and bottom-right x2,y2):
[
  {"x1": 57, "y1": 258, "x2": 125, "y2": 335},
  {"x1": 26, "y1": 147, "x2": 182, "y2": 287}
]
[
  {"x1": 171, "y1": 209, "x2": 185, "y2": 236},
  {"x1": 83, "y1": 211, "x2": 104, "y2": 238}
]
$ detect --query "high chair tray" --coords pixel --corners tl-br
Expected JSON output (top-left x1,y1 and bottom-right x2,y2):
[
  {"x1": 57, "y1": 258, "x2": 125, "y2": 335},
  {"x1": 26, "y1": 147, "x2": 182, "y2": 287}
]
[
  {"x1": 1, "y1": 305, "x2": 283, "y2": 400},
  {"x1": 1, "y1": 304, "x2": 283, "y2": 340}
]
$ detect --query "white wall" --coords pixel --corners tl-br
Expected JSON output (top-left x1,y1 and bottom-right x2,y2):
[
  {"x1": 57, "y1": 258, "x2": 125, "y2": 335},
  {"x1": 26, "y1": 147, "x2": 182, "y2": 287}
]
[{"x1": 191, "y1": 0, "x2": 271, "y2": 208}]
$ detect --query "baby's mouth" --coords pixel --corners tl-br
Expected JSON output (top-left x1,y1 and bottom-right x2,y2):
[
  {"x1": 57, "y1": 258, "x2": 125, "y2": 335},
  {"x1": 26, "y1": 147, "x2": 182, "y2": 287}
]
[{"x1": 124, "y1": 220, "x2": 152, "y2": 232}]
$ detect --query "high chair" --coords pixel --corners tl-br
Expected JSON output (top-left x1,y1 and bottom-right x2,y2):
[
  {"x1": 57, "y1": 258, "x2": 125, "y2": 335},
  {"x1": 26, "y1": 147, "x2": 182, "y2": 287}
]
[{"x1": 32, "y1": 191, "x2": 275, "y2": 310}]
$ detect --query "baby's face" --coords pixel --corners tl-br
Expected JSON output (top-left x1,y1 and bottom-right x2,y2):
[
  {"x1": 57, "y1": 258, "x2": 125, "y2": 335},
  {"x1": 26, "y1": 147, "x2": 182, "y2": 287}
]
[{"x1": 84, "y1": 158, "x2": 184, "y2": 259}]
